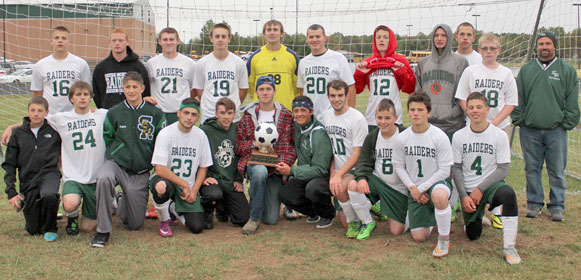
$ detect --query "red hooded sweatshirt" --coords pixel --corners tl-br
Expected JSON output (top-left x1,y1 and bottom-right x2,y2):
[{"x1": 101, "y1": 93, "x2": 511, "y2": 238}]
[{"x1": 354, "y1": 25, "x2": 416, "y2": 94}]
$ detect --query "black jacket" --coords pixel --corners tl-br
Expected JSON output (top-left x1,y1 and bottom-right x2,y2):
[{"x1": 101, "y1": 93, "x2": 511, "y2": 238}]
[
  {"x1": 92, "y1": 46, "x2": 150, "y2": 109},
  {"x1": 2, "y1": 117, "x2": 61, "y2": 199}
]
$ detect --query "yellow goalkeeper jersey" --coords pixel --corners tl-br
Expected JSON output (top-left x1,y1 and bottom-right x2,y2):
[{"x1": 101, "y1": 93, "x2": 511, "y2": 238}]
[{"x1": 247, "y1": 44, "x2": 300, "y2": 110}]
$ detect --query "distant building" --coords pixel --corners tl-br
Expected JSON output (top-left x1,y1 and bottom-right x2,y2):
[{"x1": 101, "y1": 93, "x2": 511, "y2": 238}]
[{"x1": 0, "y1": 1, "x2": 156, "y2": 66}]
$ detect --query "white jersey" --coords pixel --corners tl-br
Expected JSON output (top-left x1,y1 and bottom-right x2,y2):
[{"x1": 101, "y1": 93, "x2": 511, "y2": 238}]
[
  {"x1": 46, "y1": 109, "x2": 107, "y2": 184},
  {"x1": 365, "y1": 68, "x2": 403, "y2": 125},
  {"x1": 455, "y1": 50, "x2": 482, "y2": 66},
  {"x1": 373, "y1": 129, "x2": 407, "y2": 195},
  {"x1": 31, "y1": 54, "x2": 91, "y2": 114},
  {"x1": 455, "y1": 63, "x2": 518, "y2": 129},
  {"x1": 393, "y1": 125, "x2": 453, "y2": 191},
  {"x1": 452, "y1": 124, "x2": 510, "y2": 193},
  {"x1": 297, "y1": 50, "x2": 355, "y2": 120},
  {"x1": 151, "y1": 122, "x2": 213, "y2": 188},
  {"x1": 194, "y1": 52, "x2": 249, "y2": 123},
  {"x1": 146, "y1": 53, "x2": 196, "y2": 113},
  {"x1": 321, "y1": 107, "x2": 367, "y2": 171}
]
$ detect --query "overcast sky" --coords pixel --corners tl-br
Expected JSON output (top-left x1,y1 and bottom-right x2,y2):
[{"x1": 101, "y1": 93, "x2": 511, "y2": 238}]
[{"x1": 15, "y1": 0, "x2": 579, "y2": 41}]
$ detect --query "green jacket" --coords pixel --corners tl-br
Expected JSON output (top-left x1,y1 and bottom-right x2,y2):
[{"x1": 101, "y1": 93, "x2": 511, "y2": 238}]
[
  {"x1": 201, "y1": 118, "x2": 242, "y2": 192},
  {"x1": 104, "y1": 100, "x2": 166, "y2": 174},
  {"x1": 291, "y1": 117, "x2": 333, "y2": 180},
  {"x1": 355, "y1": 127, "x2": 380, "y2": 181},
  {"x1": 512, "y1": 58, "x2": 580, "y2": 130}
]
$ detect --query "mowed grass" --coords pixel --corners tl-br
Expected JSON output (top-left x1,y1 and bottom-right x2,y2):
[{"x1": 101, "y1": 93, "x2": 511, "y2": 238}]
[{"x1": 0, "y1": 91, "x2": 580, "y2": 279}]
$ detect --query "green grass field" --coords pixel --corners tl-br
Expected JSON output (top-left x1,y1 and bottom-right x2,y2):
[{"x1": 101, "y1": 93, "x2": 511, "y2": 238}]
[{"x1": 0, "y1": 92, "x2": 580, "y2": 279}]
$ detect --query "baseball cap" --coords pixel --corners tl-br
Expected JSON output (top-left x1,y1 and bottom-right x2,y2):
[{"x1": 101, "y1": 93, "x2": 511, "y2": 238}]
[{"x1": 256, "y1": 76, "x2": 276, "y2": 90}]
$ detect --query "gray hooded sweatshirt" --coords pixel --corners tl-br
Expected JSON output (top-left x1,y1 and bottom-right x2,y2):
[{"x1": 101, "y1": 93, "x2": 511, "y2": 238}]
[{"x1": 415, "y1": 24, "x2": 469, "y2": 133}]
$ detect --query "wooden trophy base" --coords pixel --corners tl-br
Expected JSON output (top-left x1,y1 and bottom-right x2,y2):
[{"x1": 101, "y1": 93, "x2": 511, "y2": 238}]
[{"x1": 248, "y1": 149, "x2": 279, "y2": 167}]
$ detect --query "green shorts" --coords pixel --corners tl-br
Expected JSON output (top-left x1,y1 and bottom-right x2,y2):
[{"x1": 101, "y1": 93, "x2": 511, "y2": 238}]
[
  {"x1": 463, "y1": 181, "x2": 508, "y2": 226},
  {"x1": 62, "y1": 181, "x2": 97, "y2": 220},
  {"x1": 149, "y1": 175, "x2": 203, "y2": 213},
  {"x1": 164, "y1": 112, "x2": 179, "y2": 125},
  {"x1": 367, "y1": 174, "x2": 408, "y2": 224},
  {"x1": 408, "y1": 180, "x2": 452, "y2": 229}
]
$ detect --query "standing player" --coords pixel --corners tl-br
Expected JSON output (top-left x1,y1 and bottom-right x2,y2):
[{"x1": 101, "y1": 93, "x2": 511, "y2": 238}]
[
  {"x1": 91, "y1": 72, "x2": 166, "y2": 248},
  {"x1": 150, "y1": 98, "x2": 213, "y2": 236},
  {"x1": 31, "y1": 26, "x2": 91, "y2": 114},
  {"x1": 393, "y1": 92, "x2": 454, "y2": 257},
  {"x1": 93, "y1": 28, "x2": 150, "y2": 109},
  {"x1": 48, "y1": 81, "x2": 107, "y2": 235},
  {"x1": 195, "y1": 23, "x2": 249, "y2": 123},
  {"x1": 452, "y1": 92, "x2": 520, "y2": 264},
  {"x1": 350, "y1": 99, "x2": 408, "y2": 237},
  {"x1": 415, "y1": 24, "x2": 469, "y2": 138},
  {"x1": 235, "y1": 76, "x2": 296, "y2": 235},
  {"x1": 454, "y1": 22, "x2": 482, "y2": 66},
  {"x1": 277, "y1": 95, "x2": 335, "y2": 228},
  {"x1": 3, "y1": 97, "x2": 61, "y2": 241},
  {"x1": 146, "y1": 27, "x2": 196, "y2": 124},
  {"x1": 247, "y1": 20, "x2": 300, "y2": 110},
  {"x1": 354, "y1": 25, "x2": 416, "y2": 131},
  {"x1": 321, "y1": 80, "x2": 370, "y2": 239},
  {"x1": 297, "y1": 24, "x2": 356, "y2": 120},
  {"x1": 201, "y1": 98, "x2": 250, "y2": 228}
]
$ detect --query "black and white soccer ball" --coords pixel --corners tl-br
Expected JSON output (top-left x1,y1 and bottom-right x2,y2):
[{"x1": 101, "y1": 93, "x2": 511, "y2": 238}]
[{"x1": 254, "y1": 122, "x2": 278, "y2": 147}]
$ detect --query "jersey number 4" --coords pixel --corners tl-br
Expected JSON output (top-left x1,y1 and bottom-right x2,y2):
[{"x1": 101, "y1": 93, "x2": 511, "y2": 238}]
[{"x1": 471, "y1": 156, "x2": 483, "y2": 175}]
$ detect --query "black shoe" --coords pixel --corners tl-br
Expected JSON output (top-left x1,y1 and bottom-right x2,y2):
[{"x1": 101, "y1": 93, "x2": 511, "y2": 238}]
[
  {"x1": 91, "y1": 232, "x2": 110, "y2": 248},
  {"x1": 215, "y1": 207, "x2": 228, "y2": 223},
  {"x1": 66, "y1": 217, "x2": 79, "y2": 235},
  {"x1": 316, "y1": 217, "x2": 334, "y2": 229},
  {"x1": 204, "y1": 211, "x2": 214, "y2": 229}
]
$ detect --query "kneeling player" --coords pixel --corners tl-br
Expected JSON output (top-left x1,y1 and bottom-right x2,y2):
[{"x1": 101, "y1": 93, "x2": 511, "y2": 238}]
[
  {"x1": 201, "y1": 97, "x2": 250, "y2": 228},
  {"x1": 393, "y1": 92, "x2": 454, "y2": 257},
  {"x1": 150, "y1": 98, "x2": 213, "y2": 236},
  {"x1": 350, "y1": 99, "x2": 408, "y2": 237},
  {"x1": 50, "y1": 81, "x2": 107, "y2": 235},
  {"x1": 452, "y1": 92, "x2": 520, "y2": 264}
]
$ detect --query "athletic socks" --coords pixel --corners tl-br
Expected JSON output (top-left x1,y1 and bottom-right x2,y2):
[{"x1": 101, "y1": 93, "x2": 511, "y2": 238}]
[
  {"x1": 64, "y1": 209, "x2": 79, "y2": 218},
  {"x1": 338, "y1": 200, "x2": 359, "y2": 223},
  {"x1": 154, "y1": 200, "x2": 171, "y2": 222},
  {"x1": 347, "y1": 190, "x2": 373, "y2": 224},
  {"x1": 435, "y1": 204, "x2": 452, "y2": 236},
  {"x1": 404, "y1": 212, "x2": 410, "y2": 233},
  {"x1": 492, "y1": 206, "x2": 502, "y2": 216},
  {"x1": 501, "y1": 216, "x2": 518, "y2": 248}
]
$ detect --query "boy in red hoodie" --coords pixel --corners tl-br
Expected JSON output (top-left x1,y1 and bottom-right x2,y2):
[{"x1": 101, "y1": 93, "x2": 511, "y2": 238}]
[{"x1": 354, "y1": 25, "x2": 416, "y2": 132}]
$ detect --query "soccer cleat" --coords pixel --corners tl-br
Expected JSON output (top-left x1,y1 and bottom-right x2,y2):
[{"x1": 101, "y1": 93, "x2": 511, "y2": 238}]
[
  {"x1": 159, "y1": 220, "x2": 173, "y2": 237},
  {"x1": 146, "y1": 207, "x2": 158, "y2": 219},
  {"x1": 451, "y1": 201, "x2": 460, "y2": 223},
  {"x1": 370, "y1": 202, "x2": 387, "y2": 221},
  {"x1": 432, "y1": 237, "x2": 450, "y2": 258},
  {"x1": 490, "y1": 214, "x2": 503, "y2": 229},
  {"x1": 283, "y1": 205, "x2": 298, "y2": 220},
  {"x1": 525, "y1": 205, "x2": 542, "y2": 218},
  {"x1": 215, "y1": 207, "x2": 228, "y2": 223},
  {"x1": 503, "y1": 247, "x2": 521, "y2": 265},
  {"x1": 306, "y1": 215, "x2": 320, "y2": 223},
  {"x1": 57, "y1": 207, "x2": 63, "y2": 220},
  {"x1": 356, "y1": 221, "x2": 376, "y2": 241},
  {"x1": 550, "y1": 209, "x2": 564, "y2": 222},
  {"x1": 451, "y1": 209, "x2": 457, "y2": 223},
  {"x1": 242, "y1": 219, "x2": 260, "y2": 235},
  {"x1": 346, "y1": 221, "x2": 361, "y2": 239},
  {"x1": 91, "y1": 232, "x2": 110, "y2": 248},
  {"x1": 482, "y1": 217, "x2": 492, "y2": 227},
  {"x1": 66, "y1": 217, "x2": 80, "y2": 235},
  {"x1": 44, "y1": 232, "x2": 58, "y2": 242},
  {"x1": 316, "y1": 217, "x2": 334, "y2": 229}
]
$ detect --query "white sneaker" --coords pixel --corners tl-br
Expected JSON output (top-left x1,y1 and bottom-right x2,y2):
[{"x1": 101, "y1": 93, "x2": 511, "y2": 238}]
[
  {"x1": 503, "y1": 247, "x2": 521, "y2": 265},
  {"x1": 432, "y1": 237, "x2": 450, "y2": 258},
  {"x1": 283, "y1": 205, "x2": 298, "y2": 220}
]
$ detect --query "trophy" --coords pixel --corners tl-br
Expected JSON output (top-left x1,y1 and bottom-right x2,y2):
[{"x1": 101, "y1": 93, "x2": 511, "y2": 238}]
[{"x1": 248, "y1": 122, "x2": 279, "y2": 167}]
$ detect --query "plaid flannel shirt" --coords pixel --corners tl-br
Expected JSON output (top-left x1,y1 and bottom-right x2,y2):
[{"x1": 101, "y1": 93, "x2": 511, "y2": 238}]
[{"x1": 235, "y1": 102, "x2": 296, "y2": 178}]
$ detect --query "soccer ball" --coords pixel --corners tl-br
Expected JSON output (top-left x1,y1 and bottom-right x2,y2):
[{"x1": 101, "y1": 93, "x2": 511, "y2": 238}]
[{"x1": 255, "y1": 122, "x2": 278, "y2": 147}]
